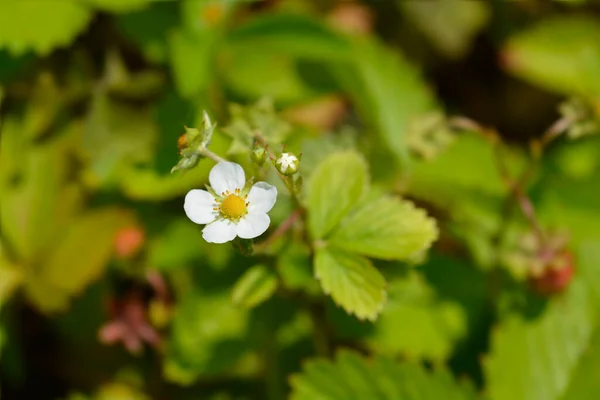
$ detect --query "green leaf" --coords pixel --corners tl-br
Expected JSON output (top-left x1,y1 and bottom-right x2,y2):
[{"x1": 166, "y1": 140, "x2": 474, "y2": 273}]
[
  {"x1": 116, "y1": 2, "x2": 180, "y2": 63},
  {"x1": 0, "y1": 123, "x2": 84, "y2": 264},
  {"x1": 231, "y1": 265, "x2": 278, "y2": 309},
  {"x1": 314, "y1": 247, "x2": 386, "y2": 321},
  {"x1": 335, "y1": 38, "x2": 438, "y2": 164},
  {"x1": 306, "y1": 151, "x2": 369, "y2": 239},
  {"x1": 220, "y1": 48, "x2": 316, "y2": 103},
  {"x1": 166, "y1": 290, "x2": 249, "y2": 381},
  {"x1": 366, "y1": 272, "x2": 466, "y2": 363},
  {"x1": 502, "y1": 16, "x2": 600, "y2": 96},
  {"x1": 24, "y1": 208, "x2": 134, "y2": 313},
  {"x1": 331, "y1": 196, "x2": 438, "y2": 261},
  {"x1": 222, "y1": 98, "x2": 291, "y2": 153},
  {"x1": 277, "y1": 242, "x2": 321, "y2": 295},
  {"x1": 290, "y1": 350, "x2": 479, "y2": 400},
  {"x1": 0, "y1": 245, "x2": 21, "y2": 307},
  {"x1": 83, "y1": 94, "x2": 157, "y2": 186},
  {"x1": 0, "y1": 0, "x2": 92, "y2": 55},
  {"x1": 168, "y1": 28, "x2": 217, "y2": 98},
  {"x1": 560, "y1": 323, "x2": 600, "y2": 400},
  {"x1": 484, "y1": 241, "x2": 600, "y2": 400},
  {"x1": 225, "y1": 13, "x2": 351, "y2": 61},
  {"x1": 410, "y1": 133, "x2": 523, "y2": 199},
  {"x1": 147, "y1": 219, "x2": 204, "y2": 270},
  {"x1": 400, "y1": 0, "x2": 490, "y2": 59},
  {"x1": 83, "y1": 0, "x2": 154, "y2": 13}
]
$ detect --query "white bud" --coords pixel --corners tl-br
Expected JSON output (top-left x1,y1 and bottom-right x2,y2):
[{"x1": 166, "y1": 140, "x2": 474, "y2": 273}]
[{"x1": 275, "y1": 152, "x2": 300, "y2": 175}]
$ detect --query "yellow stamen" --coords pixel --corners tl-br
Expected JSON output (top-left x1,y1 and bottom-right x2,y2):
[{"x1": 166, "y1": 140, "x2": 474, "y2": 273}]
[{"x1": 220, "y1": 193, "x2": 248, "y2": 220}]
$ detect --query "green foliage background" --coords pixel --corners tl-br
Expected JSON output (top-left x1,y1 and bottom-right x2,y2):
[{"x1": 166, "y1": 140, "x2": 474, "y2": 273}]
[{"x1": 1, "y1": 0, "x2": 600, "y2": 399}]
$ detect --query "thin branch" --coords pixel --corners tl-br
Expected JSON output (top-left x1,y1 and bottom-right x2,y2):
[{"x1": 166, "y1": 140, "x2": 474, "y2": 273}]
[{"x1": 255, "y1": 208, "x2": 302, "y2": 252}]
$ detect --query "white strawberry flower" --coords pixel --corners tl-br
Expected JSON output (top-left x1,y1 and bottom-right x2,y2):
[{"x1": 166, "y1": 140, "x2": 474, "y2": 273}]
[{"x1": 184, "y1": 162, "x2": 277, "y2": 243}]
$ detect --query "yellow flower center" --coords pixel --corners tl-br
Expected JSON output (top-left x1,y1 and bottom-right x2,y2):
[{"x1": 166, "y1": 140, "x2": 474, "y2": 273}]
[{"x1": 216, "y1": 189, "x2": 248, "y2": 220}]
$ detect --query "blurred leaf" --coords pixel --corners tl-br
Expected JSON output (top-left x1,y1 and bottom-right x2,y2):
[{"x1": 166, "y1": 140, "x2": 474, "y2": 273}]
[
  {"x1": 22, "y1": 73, "x2": 64, "y2": 140},
  {"x1": 147, "y1": 219, "x2": 204, "y2": 270},
  {"x1": 166, "y1": 290, "x2": 250, "y2": 380},
  {"x1": 223, "y1": 98, "x2": 291, "y2": 153},
  {"x1": 220, "y1": 49, "x2": 316, "y2": 103},
  {"x1": 25, "y1": 208, "x2": 133, "y2": 313},
  {"x1": 306, "y1": 151, "x2": 369, "y2": 240},
  {"x1": 0, "y1": 123, "x2": 83, "y2": 264},
  {"x1": 231, "y1": 264, "x2": 278, "y2": 309},
  {"x1": 331, "y1": 195, "x2": 438, "y2": 261},
  {"x1": 400, "y1": 0, "x2": 490, "y2": 59},
  {"x1": 410, "y1": 133, "x2": 521, "y2": 199},
  {"x1": 84, "y1": 0, "x2": 154, "y2": 13},
  {"x1": 560, "y1": 323, "x2": 600, "y2": 399},
  {"x1": 225, "y1": 13, "x2": 351, "y2": 61},
  {"x1": 485, "y1": 241, "x2": 600, "y2": 400},
  {"x1": 503, "y1": 16, "x2": 600, "y2": 96},
  {"x1": 0, "y1": 0, "x2": 92, "y2": 55},
  {"x1": 300, "y1": 129, "x2": 357, "y2": 178},
  {"x1": 366, "y1": 272, "x2": 466, "y2": 362},
  {"x1": 95, "y1": 382, "x2": 150, "y2": 400},
  {"x1": 290, "y1": 349, "x2": 479, "y2": 400},
  {"x1": 116, "y1": 1, "x2": 180, "y2": 64},
  {"x1": 314, "y1": 247, "x2": 386, "y2": 321},
  {"x1": 335, "y1": 38, "x2": 438, "y2": 164},
  {"x1": 0, "y1": 245, "x2": 22, "y2": 307},
  {"x1": 168, "y1": 28, "x2": 217, "y2": 98},
  {"x1": 277, "y1": 242, "x2": 320, "y2": 295},
  {"x1": 83, "y1": 94, "x2": 157, "y2": 185}
]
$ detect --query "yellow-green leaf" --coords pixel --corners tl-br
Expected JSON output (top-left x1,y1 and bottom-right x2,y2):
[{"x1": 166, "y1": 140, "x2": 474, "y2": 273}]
[
  {"x1": 314, "y1": 247, "x2": 386, "y2": 321},
  {"x1": 25, "y1": 208, "x2": 133, "y2": 313},
  {"x1": 231, "y1": 264, "x2": 278, "y2": 309},
  {"x1": 0, "y1": 0, "x2": 92, "y2": 55},
  {"x1": 503, "y1": 16, "x2": 600, "y2": 96},
  {"x1": 331, "y1": 196, "x2": 438, "y2": 261},
  {"x1": 290, "y1": 350, "x2": 478, "y2": 400},
  {"x1": 306, "y1": 151, "x2": 369, "y2": 240}
]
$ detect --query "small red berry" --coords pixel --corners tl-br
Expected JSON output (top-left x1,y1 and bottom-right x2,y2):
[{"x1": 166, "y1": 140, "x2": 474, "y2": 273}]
[{"x1": 529, "y1": 250, "x2": 575, "y2": 296}]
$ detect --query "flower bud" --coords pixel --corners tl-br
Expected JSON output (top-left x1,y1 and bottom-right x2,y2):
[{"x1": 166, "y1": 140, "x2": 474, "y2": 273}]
[
  {"x1": 251, "y1": 143, "x2": 268, "y2": 166},
  {"x1": 275, "y1": 152, "x2": 300, "y2": 176}
]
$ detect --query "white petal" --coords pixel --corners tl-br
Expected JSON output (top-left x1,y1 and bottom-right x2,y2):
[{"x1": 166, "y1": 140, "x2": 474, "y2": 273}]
[
  {"x1": 202, "y1": 219, "x2": 237, "y2": 243},
  {"x1": 209, "y1": 162, "x2": 246, "y2": 195},
  {"x1": 184, "y1": 189, "x2": 217, "y2": 224},
  {"x1": 236, "y1": 213, "x2": 270, "y2": 239},
  {"x1": 247, "y1": 182, "x2": 277, "y2": 214}
]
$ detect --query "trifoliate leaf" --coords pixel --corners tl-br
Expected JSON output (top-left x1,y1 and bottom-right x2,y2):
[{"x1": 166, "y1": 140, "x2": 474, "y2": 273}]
[
  {"x1": 330, "y1": 196, "x2": 438, "y2": 261},
  {"x1": 290, "y1": 350, "x2": 479, "y2": 400},
  {"x1": 0, "y1": 0, "x2": 93, "y2": 55},
  {"x1": 314, "y1": 247, "x2": 386, "y2": 321},
  {"x1": 485, "y1": 242, "x2": 600, "y2": 400},
  {"x1": 502, "y1": 16, "x2": 600, "y2": 96},
  {"x1": 306, "y1": 151, "x2": 369, "y2": 240},
  {"x1": 231, "y1": 264, "x2": 278, "y2": 309}
]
